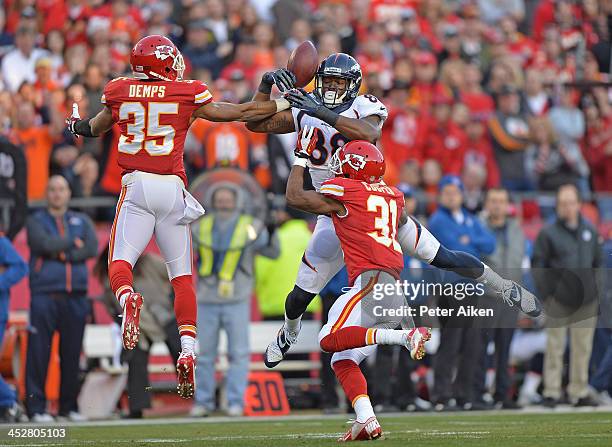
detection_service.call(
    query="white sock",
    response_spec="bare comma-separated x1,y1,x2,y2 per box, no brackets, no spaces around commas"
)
373,329,407,345
117,288,133,309
353,396,375,423
284,314,302,333
521,372,541,396
181,335,195,355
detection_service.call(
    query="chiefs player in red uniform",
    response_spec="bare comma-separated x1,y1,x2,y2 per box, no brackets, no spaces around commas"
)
287,128,431,441
66,35,292,398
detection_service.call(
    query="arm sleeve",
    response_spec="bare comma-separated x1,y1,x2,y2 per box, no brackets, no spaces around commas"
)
0,237,28,290
26,216,72,256
65,216,99,263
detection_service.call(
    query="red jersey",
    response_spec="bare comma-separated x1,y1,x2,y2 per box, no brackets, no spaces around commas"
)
321,178,404,285
422,118,467,175
101,77,213,185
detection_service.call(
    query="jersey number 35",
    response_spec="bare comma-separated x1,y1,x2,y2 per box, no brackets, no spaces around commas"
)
118,102,179,156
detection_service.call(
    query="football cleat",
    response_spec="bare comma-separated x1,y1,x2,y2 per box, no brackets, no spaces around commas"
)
500,280,542,317
339,417,383,442
405,327,431,360
176,351,196,399
264,323,300,368
121,292,144,350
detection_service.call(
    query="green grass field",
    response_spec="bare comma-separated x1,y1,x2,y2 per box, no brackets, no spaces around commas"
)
2,411,612,446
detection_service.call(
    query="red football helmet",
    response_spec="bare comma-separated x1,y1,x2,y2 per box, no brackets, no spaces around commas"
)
130,35,185,81
329,140,385,183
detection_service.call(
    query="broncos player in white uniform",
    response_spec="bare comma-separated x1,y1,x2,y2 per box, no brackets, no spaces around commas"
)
248,54,541,368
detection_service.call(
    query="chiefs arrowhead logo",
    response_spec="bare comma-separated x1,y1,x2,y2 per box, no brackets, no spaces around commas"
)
154,45,175,61
346,153,366,171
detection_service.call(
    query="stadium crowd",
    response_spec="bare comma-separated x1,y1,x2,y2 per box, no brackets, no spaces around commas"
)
0,0,610,421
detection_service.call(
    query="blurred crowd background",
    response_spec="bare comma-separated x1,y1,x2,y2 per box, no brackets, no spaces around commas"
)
0,0,610,422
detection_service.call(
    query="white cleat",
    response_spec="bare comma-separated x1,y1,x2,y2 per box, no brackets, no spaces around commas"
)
405,327,431,360
176,351,196,399
339,417,383,442
264,323,300,368
500,280,542,317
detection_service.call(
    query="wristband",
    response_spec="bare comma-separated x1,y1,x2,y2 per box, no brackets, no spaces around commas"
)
275,98,290,112
314,106,339,126
74,119,94,137
293,157,308,167
258,81,272,94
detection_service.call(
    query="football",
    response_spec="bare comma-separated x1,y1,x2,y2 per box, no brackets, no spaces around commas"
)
287,41,319,88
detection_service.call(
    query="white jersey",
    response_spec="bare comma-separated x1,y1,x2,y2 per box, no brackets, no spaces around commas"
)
291,94,388,191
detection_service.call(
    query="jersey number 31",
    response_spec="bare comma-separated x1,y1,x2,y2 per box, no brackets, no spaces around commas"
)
367,195,401,252
118,102,178,156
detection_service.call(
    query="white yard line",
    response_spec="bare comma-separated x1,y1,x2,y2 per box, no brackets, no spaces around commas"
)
4,405,611,429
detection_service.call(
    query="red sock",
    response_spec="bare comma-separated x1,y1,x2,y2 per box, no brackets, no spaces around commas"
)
171,274,197,338
332,359,368,404
320,326,369,352
108,260,133,300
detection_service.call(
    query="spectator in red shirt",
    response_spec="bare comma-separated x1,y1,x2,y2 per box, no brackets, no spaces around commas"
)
523,68,551,116
423,93,467,175
530,27,572,84
220,37,263,90
439,58,466,99
499,15,538,67
356,25,392,90
582,96,612,192
381,81,426,170
460,63,495,116
533,0,556,42
422,158,442,214
407,51,448,113
463,114,500,189
33,57,59,96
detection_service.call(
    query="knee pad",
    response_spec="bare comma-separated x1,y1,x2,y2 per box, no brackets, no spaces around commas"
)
398,217,440,263
285,285,316,320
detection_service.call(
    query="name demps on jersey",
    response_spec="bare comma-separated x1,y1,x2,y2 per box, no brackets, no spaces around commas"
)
291,94,388,191
101,77,213,185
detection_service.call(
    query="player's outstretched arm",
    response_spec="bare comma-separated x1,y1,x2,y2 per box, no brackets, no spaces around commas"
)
245,110,296,133
66,104,115,137
246,69,297,134
286,163,344,216
251,68,296,102
286,89,382,142
192,98,291,123
285,126,345,215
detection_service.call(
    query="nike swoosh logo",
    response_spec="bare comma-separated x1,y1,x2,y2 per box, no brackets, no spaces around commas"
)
278,332,287,349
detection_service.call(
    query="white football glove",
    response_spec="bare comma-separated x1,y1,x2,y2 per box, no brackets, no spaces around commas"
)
294,125,318,161
66,102,81,137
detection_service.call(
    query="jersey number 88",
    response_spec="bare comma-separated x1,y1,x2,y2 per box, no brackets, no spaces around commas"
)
309,128,349,167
